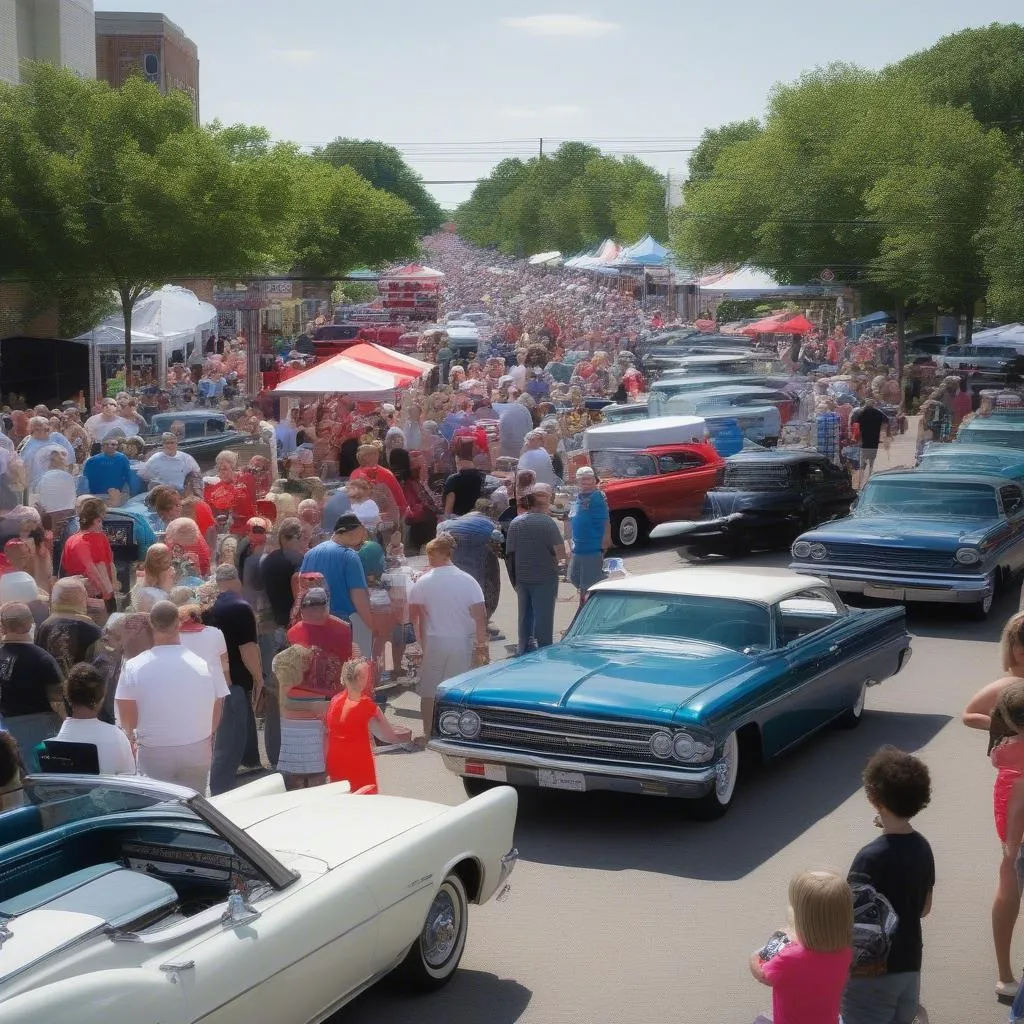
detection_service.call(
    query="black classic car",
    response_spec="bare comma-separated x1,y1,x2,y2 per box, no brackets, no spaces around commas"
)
143,411,256,466
649,448,856,556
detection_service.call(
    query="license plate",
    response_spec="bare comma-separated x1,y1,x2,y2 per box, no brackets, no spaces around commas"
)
537,769,586,792
864,585,905,600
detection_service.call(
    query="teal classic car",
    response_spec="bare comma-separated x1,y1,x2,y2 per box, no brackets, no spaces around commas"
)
917,444,1024,481
955,412,1024,450
428,569,910,818
790,470,1024,619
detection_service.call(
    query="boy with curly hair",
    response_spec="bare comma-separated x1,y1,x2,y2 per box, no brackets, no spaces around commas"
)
842,746,934,1024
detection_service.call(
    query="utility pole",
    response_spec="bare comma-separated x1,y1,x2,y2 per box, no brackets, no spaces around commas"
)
539,137,544,158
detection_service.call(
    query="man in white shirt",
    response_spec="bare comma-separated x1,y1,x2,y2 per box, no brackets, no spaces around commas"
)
408,535,488,731
116,601,228,793
34,447,78,512
18,416,77,490
517,429,558,486
84,398,140,443
139,433,202,491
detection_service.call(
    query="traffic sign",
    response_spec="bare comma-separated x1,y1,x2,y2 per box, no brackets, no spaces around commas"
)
820,268,835,282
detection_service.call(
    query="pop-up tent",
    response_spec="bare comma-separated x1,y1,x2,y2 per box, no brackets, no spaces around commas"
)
741,313,793,335
340,342,432,378
615,235,670,267
272,354,410,397
698,267,825,298
528,251,563,266
779,314,815,334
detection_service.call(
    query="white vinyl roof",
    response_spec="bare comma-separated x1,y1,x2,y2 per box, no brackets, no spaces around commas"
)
591,568,827,605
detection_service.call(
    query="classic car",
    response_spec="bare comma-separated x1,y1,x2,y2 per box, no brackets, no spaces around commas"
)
650,449,856,556
0,774,518,1023
654,401,784,449
657,384,799,425
650,352,760,376
584,418,725,547
428,569,910,818
790,470,1024,619
599,402,649,425
955,412,1024,450
936,344,1024,374
144,411,255,466
917,444,1024,481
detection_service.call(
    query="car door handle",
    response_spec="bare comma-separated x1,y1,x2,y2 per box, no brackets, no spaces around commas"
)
828,644,840,654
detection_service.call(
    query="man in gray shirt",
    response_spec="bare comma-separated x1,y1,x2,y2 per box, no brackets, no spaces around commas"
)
505,487,567,654
495,395,535,460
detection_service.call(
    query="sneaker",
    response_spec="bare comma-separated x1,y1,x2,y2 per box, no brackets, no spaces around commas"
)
996,979,1019,1001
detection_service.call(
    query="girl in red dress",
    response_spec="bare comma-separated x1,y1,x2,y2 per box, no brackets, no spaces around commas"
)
324,659,411,793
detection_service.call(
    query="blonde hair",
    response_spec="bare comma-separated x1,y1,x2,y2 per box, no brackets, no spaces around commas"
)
1002,612,1024,673
341,657,370,690
425,534,457,560
788,870,853,953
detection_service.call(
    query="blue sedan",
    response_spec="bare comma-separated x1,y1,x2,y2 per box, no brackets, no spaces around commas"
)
791,470,1024,619
428,569,910,818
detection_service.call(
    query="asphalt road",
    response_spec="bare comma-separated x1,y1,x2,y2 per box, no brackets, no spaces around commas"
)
338,540,1016,1024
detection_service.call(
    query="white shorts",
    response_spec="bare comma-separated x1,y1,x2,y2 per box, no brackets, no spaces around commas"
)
419,635,474,699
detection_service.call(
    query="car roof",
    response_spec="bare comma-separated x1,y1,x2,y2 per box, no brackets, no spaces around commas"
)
592,568,827,605
153,410,225,422
726,447,825,465
921,448,1024,467
960,418,1024,430
866,470,1010,487
685,385,783,397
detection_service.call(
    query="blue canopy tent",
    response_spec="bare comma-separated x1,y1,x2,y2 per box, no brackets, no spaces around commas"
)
615,234,670,267
848,310,893,339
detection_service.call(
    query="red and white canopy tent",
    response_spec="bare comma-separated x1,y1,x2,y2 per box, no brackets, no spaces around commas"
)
382,263,445,281
273,355,412,398
740,313,793,336
341,342,433,378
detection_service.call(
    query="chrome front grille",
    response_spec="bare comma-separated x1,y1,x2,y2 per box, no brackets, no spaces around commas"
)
474,708,663,764
824,543,955,572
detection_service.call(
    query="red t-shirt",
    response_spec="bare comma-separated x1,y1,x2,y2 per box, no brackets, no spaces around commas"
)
351,465,408,517
324,691,378,791
761,941,851,1024
61,530,114,579
188,499,217,539
287,617,354,662
204,480,256,535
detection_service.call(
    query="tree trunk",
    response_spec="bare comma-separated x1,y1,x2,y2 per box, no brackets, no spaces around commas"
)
120,286,134,389
963,297,974,344
894,297,905,380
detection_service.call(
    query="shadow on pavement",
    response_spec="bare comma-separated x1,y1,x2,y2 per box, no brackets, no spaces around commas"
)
337,970,531,1024
512,708,950,881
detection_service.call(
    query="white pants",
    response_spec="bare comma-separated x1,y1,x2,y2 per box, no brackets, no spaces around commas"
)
351,613,372,662
137,738,211,794
419,635,474,699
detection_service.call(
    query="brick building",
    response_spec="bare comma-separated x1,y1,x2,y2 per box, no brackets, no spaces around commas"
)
0,0,97,85
94,10,198,120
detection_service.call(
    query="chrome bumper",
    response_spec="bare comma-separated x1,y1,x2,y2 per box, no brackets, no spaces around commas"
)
790,562,992,605
428,739,716,798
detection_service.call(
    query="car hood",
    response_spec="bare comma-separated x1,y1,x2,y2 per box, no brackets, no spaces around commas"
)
439,638,750,724
212,782,447,869
799,514,1002,548
703,489,799,517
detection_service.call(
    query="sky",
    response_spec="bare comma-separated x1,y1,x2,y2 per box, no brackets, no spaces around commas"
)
96,0,1024,208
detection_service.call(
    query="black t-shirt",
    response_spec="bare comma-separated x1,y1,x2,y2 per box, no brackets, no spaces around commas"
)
0,641,63,717
851,406,889,449
261,548,301,627
203,593,258,690
849,831,934,974
443,469,485,516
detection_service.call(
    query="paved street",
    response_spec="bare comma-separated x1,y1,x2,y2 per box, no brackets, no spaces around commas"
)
337,528,1019,1024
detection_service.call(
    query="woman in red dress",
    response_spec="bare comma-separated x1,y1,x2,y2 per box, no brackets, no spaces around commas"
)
203,450,256,535
324,659,411,793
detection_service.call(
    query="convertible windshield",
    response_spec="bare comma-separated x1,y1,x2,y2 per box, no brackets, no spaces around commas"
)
857,480,998,518
566,591,771,652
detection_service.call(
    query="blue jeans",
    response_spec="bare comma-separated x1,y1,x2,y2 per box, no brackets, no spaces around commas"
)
842,972,920,1024
210,686,258,796
516,581,559,655
259,631,283,769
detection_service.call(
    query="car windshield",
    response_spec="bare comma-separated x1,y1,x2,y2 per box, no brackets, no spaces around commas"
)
959,426,1024,449
721,463,793,491
857,479,998,518
590,451,657,479
4,776,296,890
566,591,771,652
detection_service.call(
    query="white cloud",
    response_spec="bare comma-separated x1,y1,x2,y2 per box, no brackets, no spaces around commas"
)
501,14,619,37
500,104,586,119
269,49,322,67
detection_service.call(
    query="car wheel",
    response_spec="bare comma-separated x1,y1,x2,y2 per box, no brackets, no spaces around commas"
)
837,681,867,729
967,587,995,621
398,873,469,991
462,777,499,798
612,511,648,548
686,732,739,821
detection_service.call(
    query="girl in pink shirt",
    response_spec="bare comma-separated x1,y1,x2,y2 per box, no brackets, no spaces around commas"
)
750,870,853,1024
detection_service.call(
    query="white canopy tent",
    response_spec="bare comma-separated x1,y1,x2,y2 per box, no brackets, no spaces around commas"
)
272,355,401,398
528,251,563,266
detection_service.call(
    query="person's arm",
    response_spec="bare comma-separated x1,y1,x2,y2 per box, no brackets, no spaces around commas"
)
240,641,263,704
371,706,413,744
185,453,202,478
43,658,67,721
409,601,424,649
748,952,770,986
963,679,1007,730
136,455,155,482
351,586,373,627
211,696,224,735
444,491,456,515
921,889,933,918
387,472,410,518
117,698,138,737
470,601,488,646
70,539,113,600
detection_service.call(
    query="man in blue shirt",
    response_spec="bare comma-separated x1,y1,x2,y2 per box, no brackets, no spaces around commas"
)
566,466,611,603
82,436,133,499
300,513,375,659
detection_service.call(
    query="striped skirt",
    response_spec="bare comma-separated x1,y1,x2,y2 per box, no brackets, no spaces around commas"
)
277,717,326,775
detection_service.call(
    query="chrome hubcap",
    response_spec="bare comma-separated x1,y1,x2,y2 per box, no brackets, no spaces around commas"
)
852,684,866,717
422,887,460,968
619,517,638,545
715,733,738,803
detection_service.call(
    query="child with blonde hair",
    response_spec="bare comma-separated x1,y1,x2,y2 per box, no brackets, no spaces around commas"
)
750,869,853,1024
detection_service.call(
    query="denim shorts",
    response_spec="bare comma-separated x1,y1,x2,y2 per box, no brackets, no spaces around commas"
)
841,972,920,1024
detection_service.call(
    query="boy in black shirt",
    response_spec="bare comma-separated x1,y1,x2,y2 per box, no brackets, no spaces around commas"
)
843,746,934,1024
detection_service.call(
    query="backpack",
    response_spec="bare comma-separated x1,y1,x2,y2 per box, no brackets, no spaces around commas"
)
849,877,899,975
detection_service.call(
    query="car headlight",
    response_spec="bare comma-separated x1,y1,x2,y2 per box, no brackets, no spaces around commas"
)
672,732,715,764
438,710,461,737
792,540,812,558
955,547,981,565
649,730,673,759
458,710,482,739
808,543,827,560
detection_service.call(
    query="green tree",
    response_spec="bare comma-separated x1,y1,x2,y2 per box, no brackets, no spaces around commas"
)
686,119,762,185
315,138,444,234
983,165,1024,320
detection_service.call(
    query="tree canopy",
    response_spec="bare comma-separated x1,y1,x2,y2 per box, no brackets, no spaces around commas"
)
455,143,668,256
315,138,445,234
0,67,418,381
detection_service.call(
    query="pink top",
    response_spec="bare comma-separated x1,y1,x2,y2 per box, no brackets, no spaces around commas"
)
761,940,851,1024
992,738,1024,842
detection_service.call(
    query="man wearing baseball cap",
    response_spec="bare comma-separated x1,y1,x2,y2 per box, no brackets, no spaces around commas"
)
139,432,201,491
300,513,376,662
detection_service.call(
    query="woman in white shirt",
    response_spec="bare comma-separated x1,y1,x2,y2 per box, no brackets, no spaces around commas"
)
54,663,136,775
176,605,229,688
35,447,78,513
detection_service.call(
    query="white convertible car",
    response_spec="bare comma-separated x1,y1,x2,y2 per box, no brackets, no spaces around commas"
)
0,774,518,1023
